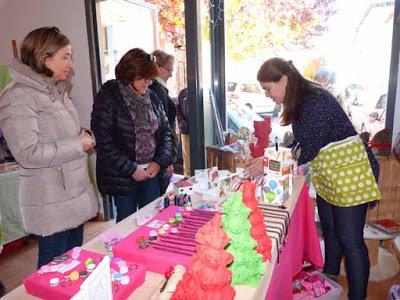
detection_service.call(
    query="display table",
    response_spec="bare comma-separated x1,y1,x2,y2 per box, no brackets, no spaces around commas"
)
3,176,323,300
0,167,27,245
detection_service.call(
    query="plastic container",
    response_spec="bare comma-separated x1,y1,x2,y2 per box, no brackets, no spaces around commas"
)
293,271,342,300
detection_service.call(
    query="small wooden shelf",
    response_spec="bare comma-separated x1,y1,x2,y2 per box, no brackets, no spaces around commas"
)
367,155,400,223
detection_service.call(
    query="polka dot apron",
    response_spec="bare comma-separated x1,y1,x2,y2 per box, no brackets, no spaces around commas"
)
309,135,381,207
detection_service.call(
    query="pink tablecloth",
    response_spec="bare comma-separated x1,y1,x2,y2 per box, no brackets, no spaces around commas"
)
266,183,323,300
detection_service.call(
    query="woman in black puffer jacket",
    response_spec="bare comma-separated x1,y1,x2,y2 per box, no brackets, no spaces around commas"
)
91,48,173,222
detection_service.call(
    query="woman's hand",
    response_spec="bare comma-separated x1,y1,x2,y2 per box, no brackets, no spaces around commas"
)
244,157,264,178
146,162,160,178
80,131,95,153
132,167,149,182
166,164,174,176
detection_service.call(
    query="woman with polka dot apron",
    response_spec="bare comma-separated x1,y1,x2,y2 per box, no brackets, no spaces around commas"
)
246,58,380,300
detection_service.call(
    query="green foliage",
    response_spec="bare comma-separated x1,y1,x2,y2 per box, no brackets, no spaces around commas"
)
146,0,336,59
225,0,336,61
145,0,185,48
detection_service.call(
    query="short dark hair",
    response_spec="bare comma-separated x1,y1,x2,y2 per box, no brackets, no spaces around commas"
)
257,57,322,125
20,27,70,77
115,48,159,85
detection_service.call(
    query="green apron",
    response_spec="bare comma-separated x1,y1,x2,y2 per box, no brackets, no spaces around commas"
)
309,135,380,207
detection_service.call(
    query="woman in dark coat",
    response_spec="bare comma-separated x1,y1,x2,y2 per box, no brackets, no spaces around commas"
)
91,48,173,222
149,49,177,194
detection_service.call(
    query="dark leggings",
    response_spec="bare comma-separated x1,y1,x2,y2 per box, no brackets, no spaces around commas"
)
317,196,369,300
37,224,84,268
113,176,160,223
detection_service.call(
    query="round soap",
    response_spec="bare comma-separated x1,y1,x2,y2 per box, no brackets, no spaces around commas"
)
120,275,130,285
70,271,79,281
120,265,128,274
87,263,96,272
112,257,122,264
79,270,89,279
49,278,59,286
138,240,149,249
149,230,158,241
170,227,178,234
116,261,126,268
158,228,165,235
136,236,145,243
113,272,122,281
162,223,170,230
85,258,94,266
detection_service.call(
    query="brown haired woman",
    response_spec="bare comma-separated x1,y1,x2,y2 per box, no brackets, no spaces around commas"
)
246,57,380,300
91,48,173,223
149,49,177,193
0,27,98,268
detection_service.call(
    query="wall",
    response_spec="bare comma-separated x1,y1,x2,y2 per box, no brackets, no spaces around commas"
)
0,0,94,128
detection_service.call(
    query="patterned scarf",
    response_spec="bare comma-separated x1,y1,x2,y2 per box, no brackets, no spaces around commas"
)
118,81,159,164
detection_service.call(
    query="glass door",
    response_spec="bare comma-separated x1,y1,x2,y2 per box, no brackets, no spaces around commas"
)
224,0,396,140
95,0,158,83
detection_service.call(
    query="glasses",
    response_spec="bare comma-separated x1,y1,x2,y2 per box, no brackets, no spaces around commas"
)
135,77,154,84
160,65,173,73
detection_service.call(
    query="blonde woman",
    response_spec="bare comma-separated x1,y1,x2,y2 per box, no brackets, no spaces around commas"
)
0,27,98,268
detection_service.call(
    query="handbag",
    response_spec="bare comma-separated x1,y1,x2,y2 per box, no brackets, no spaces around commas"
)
309,135,381,207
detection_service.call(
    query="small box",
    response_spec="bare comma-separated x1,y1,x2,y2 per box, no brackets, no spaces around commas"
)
262,173,290,205
23,249,146,300
264,147,293,176
173,180,194,195
293,271,342,300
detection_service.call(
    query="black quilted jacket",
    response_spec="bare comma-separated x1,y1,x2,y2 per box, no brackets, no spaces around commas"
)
91,80,173,195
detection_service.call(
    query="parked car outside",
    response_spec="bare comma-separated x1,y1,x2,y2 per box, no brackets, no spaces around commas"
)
348,93,386,137
227,81,276,116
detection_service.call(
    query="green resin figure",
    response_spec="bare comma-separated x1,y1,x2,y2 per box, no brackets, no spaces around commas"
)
222,191,265,286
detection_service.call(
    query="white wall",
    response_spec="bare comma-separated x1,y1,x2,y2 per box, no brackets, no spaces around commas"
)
0,0,94,128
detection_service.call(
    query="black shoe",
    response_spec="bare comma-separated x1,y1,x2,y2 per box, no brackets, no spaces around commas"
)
0,280,5,297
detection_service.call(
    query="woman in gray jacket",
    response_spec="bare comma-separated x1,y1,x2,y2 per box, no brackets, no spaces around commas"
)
0,27,98,268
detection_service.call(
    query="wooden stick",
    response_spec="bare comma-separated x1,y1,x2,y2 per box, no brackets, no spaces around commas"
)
12,40,18,58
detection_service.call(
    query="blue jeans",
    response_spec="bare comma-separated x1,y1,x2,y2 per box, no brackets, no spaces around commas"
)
113,176,160,223
317,196,369,300
37,224,84,268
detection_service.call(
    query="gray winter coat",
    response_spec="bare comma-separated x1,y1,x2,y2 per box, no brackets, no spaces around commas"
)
0,60,98,236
